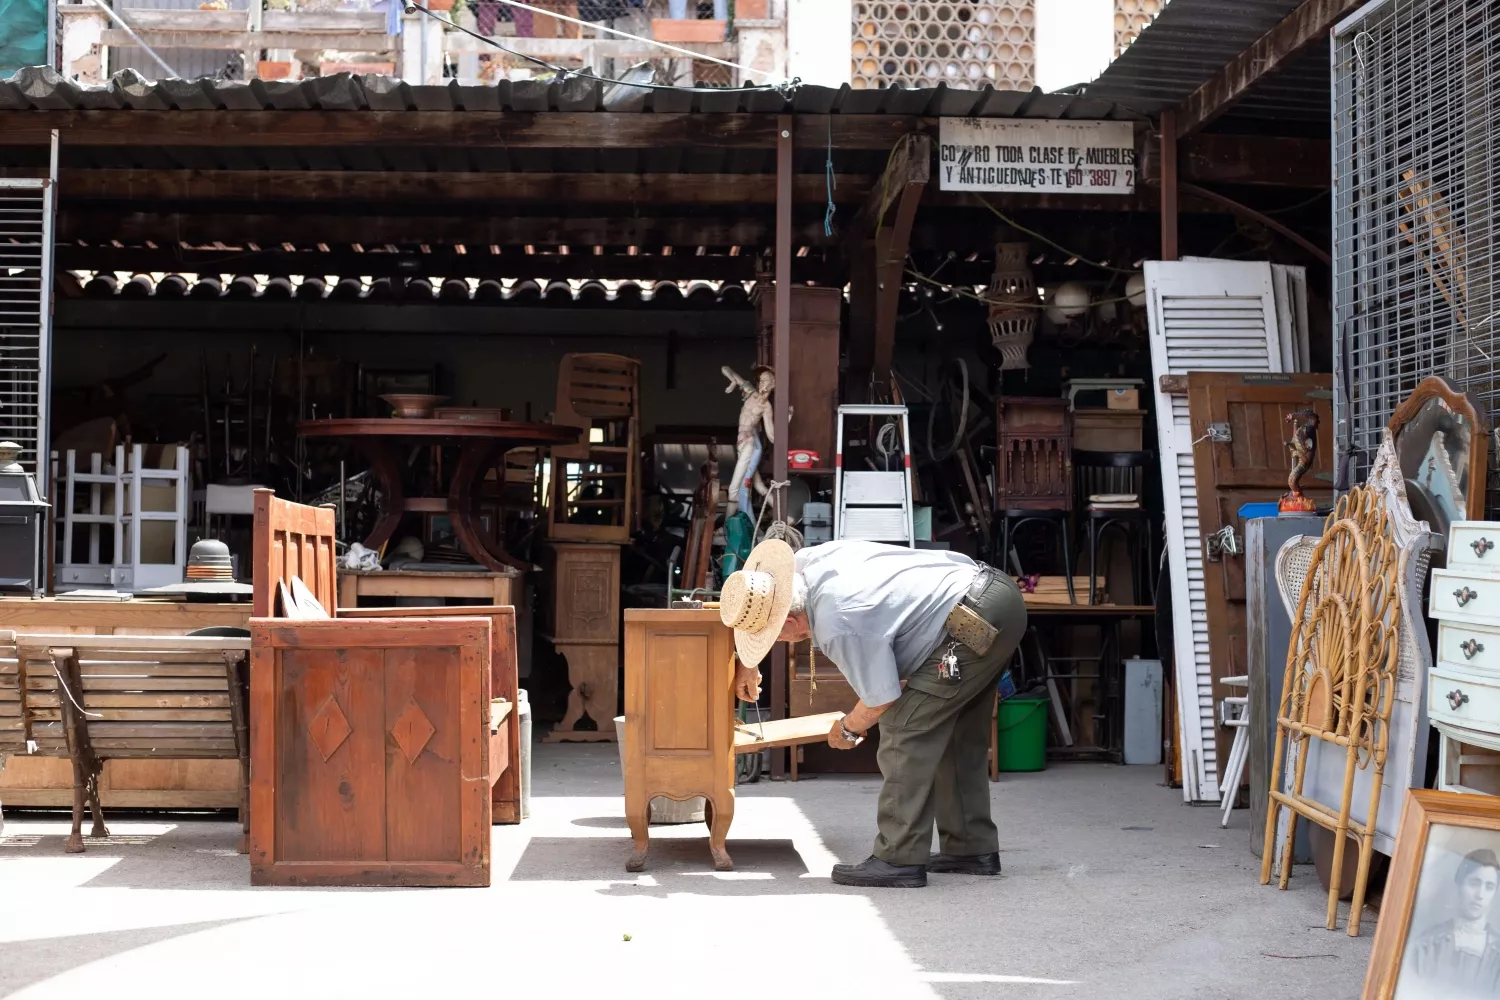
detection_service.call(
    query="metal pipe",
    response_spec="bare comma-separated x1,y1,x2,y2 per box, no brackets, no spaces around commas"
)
87,0,179,78
769,114,793,780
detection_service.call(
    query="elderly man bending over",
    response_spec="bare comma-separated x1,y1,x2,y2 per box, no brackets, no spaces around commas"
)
720,538,1027,888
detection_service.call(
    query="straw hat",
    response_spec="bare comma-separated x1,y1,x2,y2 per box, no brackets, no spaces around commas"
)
719,538,797,667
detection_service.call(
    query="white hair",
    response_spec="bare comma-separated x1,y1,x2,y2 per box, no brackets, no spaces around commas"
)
788,572,808,616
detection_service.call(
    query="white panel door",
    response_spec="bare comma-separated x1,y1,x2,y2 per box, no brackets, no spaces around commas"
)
1146,259,1285,803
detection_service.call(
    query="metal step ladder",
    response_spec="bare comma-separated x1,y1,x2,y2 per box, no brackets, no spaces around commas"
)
833,404,914,546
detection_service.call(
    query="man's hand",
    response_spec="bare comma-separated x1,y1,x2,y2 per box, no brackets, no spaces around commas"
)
734,664,762,703
827,715,860,750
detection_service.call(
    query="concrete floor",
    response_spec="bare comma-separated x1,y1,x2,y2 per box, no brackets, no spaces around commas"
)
0,744,1371,999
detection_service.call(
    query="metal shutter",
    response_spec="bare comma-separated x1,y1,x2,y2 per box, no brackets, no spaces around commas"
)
0,159,55,483
1146,259,1287,803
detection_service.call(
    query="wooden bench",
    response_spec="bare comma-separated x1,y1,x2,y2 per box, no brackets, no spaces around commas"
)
1,630,250,853
253,489,521,822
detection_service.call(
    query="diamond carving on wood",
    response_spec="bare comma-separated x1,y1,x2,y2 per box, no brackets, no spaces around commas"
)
391,699,435,764
308,696,351,762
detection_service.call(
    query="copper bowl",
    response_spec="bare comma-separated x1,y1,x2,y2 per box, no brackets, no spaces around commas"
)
379,393,448,418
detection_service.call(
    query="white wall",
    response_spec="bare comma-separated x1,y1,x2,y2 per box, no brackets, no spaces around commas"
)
1035,0,1115,92
786,0,852,88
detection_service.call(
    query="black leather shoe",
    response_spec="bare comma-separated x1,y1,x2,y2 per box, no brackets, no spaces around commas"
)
830,855,927,888
927,852,1002,875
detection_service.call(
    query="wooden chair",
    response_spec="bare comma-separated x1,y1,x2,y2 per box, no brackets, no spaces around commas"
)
251,489,521,823
5,630,249,854
545,353,641,544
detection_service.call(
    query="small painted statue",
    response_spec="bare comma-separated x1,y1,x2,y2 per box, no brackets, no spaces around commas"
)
722,364,776,516
1279,408,1320,513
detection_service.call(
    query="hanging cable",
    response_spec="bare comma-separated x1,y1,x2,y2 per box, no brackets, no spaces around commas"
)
975,196,1139,274
824,116,838,238
904,265,1134,311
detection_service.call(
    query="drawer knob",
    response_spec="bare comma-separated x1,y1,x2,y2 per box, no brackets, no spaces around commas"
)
1474,537,1495,558
1461,638,1485,660
1455,586,1480,607
1448,689,1470,711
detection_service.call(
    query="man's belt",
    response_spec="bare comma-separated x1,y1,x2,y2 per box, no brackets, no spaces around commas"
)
942,563,1000,656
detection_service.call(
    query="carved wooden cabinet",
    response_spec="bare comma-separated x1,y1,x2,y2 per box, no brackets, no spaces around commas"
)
249,617,493,886
540,541,621,741
623,609,842,872
755,285,841,460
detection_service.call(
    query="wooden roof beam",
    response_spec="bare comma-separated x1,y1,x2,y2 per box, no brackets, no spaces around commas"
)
55,245,843,283
38,169,882,206
1173,0,1361,138
0,112,923,150
1138,133,1330,188
848,134,932,395
55,210,833,248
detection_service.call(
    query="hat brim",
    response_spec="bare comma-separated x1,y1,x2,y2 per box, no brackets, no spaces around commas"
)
730,538,797,668
141,580,253,596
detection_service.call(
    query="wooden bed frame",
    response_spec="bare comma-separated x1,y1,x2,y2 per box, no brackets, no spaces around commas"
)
252,489,521,823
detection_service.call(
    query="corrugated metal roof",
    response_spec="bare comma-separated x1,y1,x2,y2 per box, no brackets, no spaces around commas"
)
1084,0,1330,126
0,65,1143,119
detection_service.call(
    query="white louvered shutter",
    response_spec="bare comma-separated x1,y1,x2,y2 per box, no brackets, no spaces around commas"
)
1146,260,1286,803
0,174,56,481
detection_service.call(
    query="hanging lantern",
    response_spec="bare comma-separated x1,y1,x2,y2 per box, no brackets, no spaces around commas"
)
986,242,1036,370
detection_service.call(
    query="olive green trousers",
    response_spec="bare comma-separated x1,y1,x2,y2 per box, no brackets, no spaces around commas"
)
873,571,1028,866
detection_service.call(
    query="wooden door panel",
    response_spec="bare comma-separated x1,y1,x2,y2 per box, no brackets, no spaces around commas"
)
383,645,463,863
1188,373,1333,793
251,618,492,886
275,646,388,863
645,631,712,752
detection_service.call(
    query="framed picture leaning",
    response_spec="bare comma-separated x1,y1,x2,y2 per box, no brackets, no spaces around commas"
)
1364,789,1500,999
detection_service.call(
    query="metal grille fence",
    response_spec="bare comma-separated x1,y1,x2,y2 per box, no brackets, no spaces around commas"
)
1332,0,1500,507
0,174,54,482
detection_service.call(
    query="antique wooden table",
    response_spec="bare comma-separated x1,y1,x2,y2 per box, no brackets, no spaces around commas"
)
298,418,578,572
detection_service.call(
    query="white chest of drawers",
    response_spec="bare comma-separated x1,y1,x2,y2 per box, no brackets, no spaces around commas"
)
1428,521,1500,794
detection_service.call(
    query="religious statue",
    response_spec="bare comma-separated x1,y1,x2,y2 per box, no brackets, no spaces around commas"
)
722,364,777,516
1279,408,1320,514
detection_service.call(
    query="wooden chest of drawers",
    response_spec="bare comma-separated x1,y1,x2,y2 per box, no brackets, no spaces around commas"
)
1428,521,1500,794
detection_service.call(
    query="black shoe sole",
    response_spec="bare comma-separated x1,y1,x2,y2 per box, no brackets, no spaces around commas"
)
830,872,928,888
927,864,1001,875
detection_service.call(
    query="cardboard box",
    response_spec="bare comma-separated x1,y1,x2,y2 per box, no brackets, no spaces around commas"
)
1107,388,1140,410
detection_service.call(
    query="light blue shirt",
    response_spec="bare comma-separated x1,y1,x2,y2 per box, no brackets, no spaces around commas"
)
795,541,977,706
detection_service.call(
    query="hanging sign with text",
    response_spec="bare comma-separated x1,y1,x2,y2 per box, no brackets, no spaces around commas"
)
937,119,1137,195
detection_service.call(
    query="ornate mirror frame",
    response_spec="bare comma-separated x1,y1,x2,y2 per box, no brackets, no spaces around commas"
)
1385,375,1488,523
1268,377,1488,864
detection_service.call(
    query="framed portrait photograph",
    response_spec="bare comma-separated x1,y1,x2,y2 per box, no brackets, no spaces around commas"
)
1364,790,1500,1000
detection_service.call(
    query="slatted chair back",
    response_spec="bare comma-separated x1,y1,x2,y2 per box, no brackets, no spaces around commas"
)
252,488,337,617
0,630,24,756
17,634,249,758
552,353,640,461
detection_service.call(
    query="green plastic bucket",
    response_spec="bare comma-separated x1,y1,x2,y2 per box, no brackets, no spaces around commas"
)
995,697,1048,773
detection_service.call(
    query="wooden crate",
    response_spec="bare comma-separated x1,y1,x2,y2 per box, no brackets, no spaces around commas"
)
1073,408,1145,452
249,617,493,887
